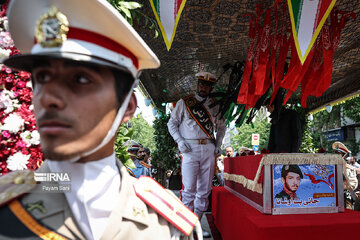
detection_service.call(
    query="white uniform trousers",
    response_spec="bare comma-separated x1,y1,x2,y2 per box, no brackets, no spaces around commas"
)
180,142,215,215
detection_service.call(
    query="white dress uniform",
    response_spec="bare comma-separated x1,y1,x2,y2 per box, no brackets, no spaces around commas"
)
167,93,226,216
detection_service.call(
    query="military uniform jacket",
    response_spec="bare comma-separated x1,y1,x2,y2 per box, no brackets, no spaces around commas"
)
274,190,291,201
0,160,178,240
167,93,226,148
126,159,150,178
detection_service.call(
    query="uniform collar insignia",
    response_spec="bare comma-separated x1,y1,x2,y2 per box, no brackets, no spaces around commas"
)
25,200,46,214
122,195,150,227
35,6,69,48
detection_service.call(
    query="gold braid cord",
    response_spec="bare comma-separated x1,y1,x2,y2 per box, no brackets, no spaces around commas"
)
223,172,263,194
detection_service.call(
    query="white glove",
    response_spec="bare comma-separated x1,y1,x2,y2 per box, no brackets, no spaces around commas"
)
178,140,191,153
214,146,222,157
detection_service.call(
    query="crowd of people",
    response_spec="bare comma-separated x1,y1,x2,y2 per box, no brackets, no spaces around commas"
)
333,142,360,210
124,141,153,178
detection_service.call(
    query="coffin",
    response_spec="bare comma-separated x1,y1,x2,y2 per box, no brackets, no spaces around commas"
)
223,153,345,214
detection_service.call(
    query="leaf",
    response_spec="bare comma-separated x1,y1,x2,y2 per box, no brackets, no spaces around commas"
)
119,5,132,18
149,22,154,30
128,16,133,25
136,16,141,25
123,157,136,169
143,17,149,28
119,1,143,10
154,30,159,39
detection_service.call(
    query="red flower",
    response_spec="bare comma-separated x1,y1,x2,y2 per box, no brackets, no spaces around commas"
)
18,71,31,80
1,130,11,138
17,88,33,103
17,103,36,124
0,2,42,173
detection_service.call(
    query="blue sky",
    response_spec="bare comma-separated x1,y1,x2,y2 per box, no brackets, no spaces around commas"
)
134,88,155,125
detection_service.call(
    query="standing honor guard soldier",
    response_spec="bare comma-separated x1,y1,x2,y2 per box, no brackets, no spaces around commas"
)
167,72,226,237
0,0,201,239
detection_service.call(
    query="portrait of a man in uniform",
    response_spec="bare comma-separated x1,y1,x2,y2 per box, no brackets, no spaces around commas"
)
275,165,303,201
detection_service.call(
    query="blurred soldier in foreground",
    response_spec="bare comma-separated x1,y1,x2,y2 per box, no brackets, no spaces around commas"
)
0,0,200,239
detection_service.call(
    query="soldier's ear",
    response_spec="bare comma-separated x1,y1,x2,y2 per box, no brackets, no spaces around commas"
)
281,177,285,185
122,92,137,123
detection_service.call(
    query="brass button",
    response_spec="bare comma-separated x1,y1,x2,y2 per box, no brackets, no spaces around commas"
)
14,176,25,184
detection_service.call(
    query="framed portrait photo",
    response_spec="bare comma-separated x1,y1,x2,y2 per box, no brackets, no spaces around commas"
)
272,164,340,214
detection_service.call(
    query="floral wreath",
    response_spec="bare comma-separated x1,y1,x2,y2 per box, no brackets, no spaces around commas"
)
0,1,43,175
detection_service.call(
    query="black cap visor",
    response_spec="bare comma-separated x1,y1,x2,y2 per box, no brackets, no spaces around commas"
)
3,52,133,77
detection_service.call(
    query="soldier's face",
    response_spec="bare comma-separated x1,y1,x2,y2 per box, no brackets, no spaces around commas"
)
32,59,126,161
282,172,301,192
137,148,147,160
225,147,234,157
197,81,212,98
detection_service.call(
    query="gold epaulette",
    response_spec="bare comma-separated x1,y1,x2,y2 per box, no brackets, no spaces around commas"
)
0,170,37,207
134,176,198,236
139,161,150,168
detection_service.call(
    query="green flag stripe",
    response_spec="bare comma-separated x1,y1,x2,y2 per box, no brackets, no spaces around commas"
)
291,0,304,32
153,0,160,17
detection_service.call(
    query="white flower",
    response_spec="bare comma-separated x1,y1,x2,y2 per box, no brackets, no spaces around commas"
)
0,17,9,31
0,31,14,48
30,130,40,145
20,130,41,146
0,89,20,114
6,152,30,171
4,106,15,114
0,47,11,59
20,130,32,146
0,90,11,108
1,113,25,133
26,81,33,89
3,18,8,32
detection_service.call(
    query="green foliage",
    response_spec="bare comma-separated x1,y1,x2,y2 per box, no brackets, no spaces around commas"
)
345,138,360,156
114,123,136,169
314,105,341,130
299,120,315,153
231,116,270,153
341,96,360,123
292,107,315,153
307,96,360,155
151,112,178,186
107,0,160,38
128,113,156,151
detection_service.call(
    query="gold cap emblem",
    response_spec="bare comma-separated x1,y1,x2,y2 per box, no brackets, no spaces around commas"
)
35,6,69,48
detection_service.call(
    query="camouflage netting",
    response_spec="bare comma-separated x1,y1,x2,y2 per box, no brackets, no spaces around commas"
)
134,0,360,112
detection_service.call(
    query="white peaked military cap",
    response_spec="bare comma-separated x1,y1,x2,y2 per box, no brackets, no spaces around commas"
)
195,71,216,84
3,0,160,78
124,140,141,151
332,141,351,155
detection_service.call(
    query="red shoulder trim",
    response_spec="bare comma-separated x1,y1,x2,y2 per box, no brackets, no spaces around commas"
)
139,161,150,168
